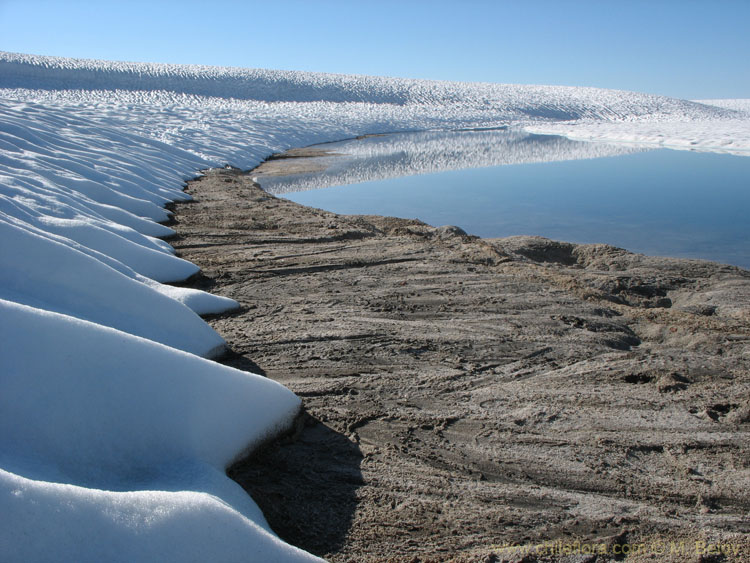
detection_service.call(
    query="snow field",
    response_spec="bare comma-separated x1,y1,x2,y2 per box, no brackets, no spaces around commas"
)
1,52,749,561
525,117,750,155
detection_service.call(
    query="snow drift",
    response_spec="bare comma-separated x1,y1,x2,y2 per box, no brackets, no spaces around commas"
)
0,299,318,563
1,51,749,561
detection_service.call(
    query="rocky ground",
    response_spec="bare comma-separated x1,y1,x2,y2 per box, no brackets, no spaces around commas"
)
170,162,750,562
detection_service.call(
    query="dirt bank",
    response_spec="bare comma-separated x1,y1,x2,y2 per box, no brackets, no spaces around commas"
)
170,165,750,562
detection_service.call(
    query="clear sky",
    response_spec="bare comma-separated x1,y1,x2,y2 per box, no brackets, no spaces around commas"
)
1,0,748,99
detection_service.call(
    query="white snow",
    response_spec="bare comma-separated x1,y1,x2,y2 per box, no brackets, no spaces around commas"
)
523,99,750,155
524,117,750,155
697,99,750,114
0,299,318,563
0,51,749,561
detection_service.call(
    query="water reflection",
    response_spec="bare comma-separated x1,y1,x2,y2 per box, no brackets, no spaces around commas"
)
254,129,750,269
255,128,643,194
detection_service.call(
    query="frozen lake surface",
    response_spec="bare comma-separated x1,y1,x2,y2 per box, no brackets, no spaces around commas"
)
261,131,750,269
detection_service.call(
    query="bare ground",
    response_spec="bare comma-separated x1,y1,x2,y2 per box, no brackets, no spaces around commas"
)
170,165,750,562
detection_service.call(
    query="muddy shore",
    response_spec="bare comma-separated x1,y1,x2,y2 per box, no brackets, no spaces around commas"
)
170,162,750,562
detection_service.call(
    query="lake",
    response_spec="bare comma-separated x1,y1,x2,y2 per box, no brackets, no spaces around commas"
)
255,129,750,269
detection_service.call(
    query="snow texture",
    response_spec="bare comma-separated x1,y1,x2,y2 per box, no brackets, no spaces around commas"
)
0,51,749,561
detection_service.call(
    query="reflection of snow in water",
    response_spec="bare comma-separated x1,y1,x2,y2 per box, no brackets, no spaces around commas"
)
272,144,750,269
256,129,644,195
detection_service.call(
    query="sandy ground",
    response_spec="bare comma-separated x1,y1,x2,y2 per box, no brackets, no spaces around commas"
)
170,163,750,562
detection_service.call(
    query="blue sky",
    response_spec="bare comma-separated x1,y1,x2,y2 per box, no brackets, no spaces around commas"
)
1,0,748,99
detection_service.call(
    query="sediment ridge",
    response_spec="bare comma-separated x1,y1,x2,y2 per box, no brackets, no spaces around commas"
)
171,165,750,562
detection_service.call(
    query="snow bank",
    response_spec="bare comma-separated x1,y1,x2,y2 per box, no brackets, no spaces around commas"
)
1,470,321,563
0,299,300,488
0,217,227,357
1,51,749,561
0,300,319,562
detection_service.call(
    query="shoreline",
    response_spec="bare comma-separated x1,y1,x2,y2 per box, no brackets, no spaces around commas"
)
250,131,750,271
171,165,750,561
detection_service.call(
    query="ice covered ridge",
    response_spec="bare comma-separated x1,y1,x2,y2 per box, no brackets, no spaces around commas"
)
1,52,749,562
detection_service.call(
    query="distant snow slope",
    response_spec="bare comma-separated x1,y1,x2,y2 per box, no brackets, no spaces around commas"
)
525,117,750,154
1,52,749,562
697,99,750,114
0,51,737,120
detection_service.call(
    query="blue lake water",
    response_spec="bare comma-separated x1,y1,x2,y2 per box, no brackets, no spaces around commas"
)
260,131,750,269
